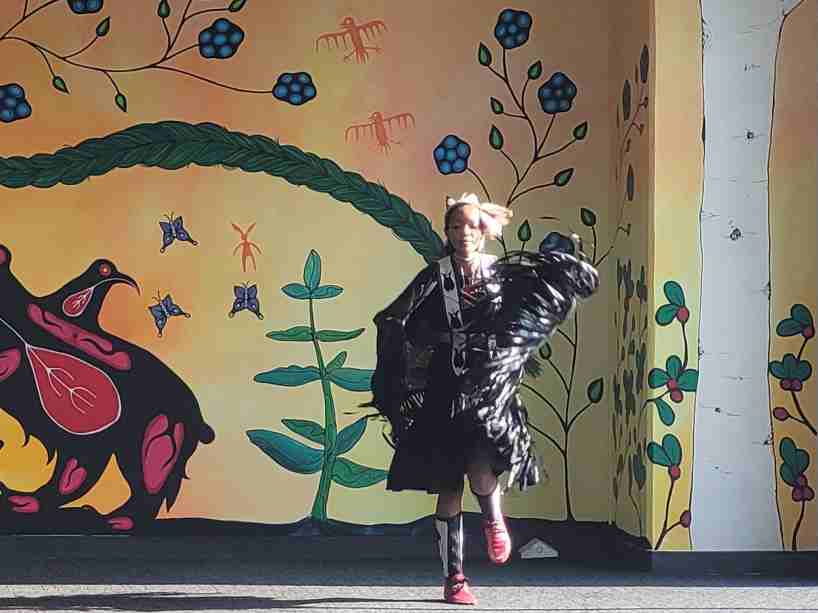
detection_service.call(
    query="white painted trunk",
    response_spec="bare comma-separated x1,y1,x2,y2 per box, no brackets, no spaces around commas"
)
691,0,801,551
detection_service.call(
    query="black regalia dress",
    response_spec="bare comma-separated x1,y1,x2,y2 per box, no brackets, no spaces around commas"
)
369,247,599,494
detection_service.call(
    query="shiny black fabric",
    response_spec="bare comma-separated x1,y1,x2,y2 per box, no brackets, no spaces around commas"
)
369,248,599,493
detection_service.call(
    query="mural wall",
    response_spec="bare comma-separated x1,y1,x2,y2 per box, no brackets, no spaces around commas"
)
0,0,618,538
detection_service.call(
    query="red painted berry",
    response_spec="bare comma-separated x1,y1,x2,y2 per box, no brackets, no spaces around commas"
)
668,465,681,480
797,475,808,487
781,379,792,391
793,487,804,502
676,306,690,323
792,380,803,392
803,326,814,339
805,486,815,502
667,378,679,390
680,510,691,528
773,406,790,421
670,389,684,403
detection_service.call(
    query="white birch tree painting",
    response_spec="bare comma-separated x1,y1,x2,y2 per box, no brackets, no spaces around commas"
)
690,0,803,551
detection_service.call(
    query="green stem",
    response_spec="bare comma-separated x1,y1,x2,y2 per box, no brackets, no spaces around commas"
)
308,296,336,522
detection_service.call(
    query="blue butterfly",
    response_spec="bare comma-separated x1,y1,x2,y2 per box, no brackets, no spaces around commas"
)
148,293,191,337
159,213,198,253
228,283,263,319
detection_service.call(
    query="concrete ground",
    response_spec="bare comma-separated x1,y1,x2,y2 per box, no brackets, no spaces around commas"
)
0,558,816,613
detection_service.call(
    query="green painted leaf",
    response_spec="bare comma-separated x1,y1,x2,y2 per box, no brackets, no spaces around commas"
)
115,92,127,113
626,165,635,200
539,343,551,360
655,304,679,326
52,76,69,94
648,368,668,389
489,125,504,150
792,304,813,329
677,369,698,392
632,454,646,489
793,449,810,476
254,365,321,387
332,457,388,488
780,437,797,466
580,208,596,227
228,0,247,11
478,42,492,66
554,168,574,187
587,377,604,403
663,433,682,466
777,319,803,337
303,249,322,290
769,360,786,379
517,220,532,242
247,429,323,474
281,419,325,445
281,283,311,299
527,60,543,79
312,285,343,300
780,462,798,486
96,16,110,36
336,417,367,455
328,367,373,392
325,351,347,371
315,328,364,342
266,325,313,342
663,281,685,307
157,0,171,17
666,355,682,380
654,397,675,426
794,359,812,382
647,441,671,467
490,97,503,114
573,121,588,141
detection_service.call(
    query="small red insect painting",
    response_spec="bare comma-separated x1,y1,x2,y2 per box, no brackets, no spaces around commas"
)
315,17,387,64
345,112,416,155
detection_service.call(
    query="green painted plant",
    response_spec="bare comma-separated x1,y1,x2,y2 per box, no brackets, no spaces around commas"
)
248,249,386,522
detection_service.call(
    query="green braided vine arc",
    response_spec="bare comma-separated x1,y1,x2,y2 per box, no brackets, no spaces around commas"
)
0,121,445,263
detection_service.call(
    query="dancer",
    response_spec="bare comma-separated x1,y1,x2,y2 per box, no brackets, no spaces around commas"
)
368,193,599,605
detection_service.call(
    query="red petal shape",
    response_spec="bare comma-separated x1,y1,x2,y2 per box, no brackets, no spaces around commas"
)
26,345,121,435
0,348,21,382
62,287,94,317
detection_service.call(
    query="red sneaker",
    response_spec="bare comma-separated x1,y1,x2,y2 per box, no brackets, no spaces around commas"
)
483,518,512,564
444,574,477,606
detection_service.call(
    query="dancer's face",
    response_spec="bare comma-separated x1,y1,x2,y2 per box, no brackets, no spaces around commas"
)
446,205,484,260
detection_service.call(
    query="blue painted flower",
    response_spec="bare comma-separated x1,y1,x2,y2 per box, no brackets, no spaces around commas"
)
539,231,575,255
538,72,577,114
199,18,245,59
494,8,532,50
67,0,103,13
433,135,471,175
273,72,317,106
0,83,32,124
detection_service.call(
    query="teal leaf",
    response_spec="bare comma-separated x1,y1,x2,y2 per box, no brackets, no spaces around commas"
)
281,419,325,445
52,76,69,94
96,16,110,36
315,328,364,342
312,285,343,300
336,417,367,455
780,462,798,486
328,367,373,392
325,351,347,371
769,360,786,379
254,365,321,387
247,429,323,474
677,369,698,392
157,0,171,18
780,437,797,466
490,97,504,114
539,343,552,360
266,326,313,342
114,92,127,113
663,281,685,307
654,397,675,426
517,220,532,242
580,207,596,227
792,304,813,329
632,454,646,489
587,377,604,403
303,249,322,290
527,60,543,79
573,121,588,141
777,319,803,337
554,168,574,187
648,368,668,389
663,433,682,466
794,359,812,382
647,441,671,467
655,304,679,326
478,42,492,66
228,0,247,11
489,125,504,150
666,355,683,380
282,283,312,299
332,457,387,488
